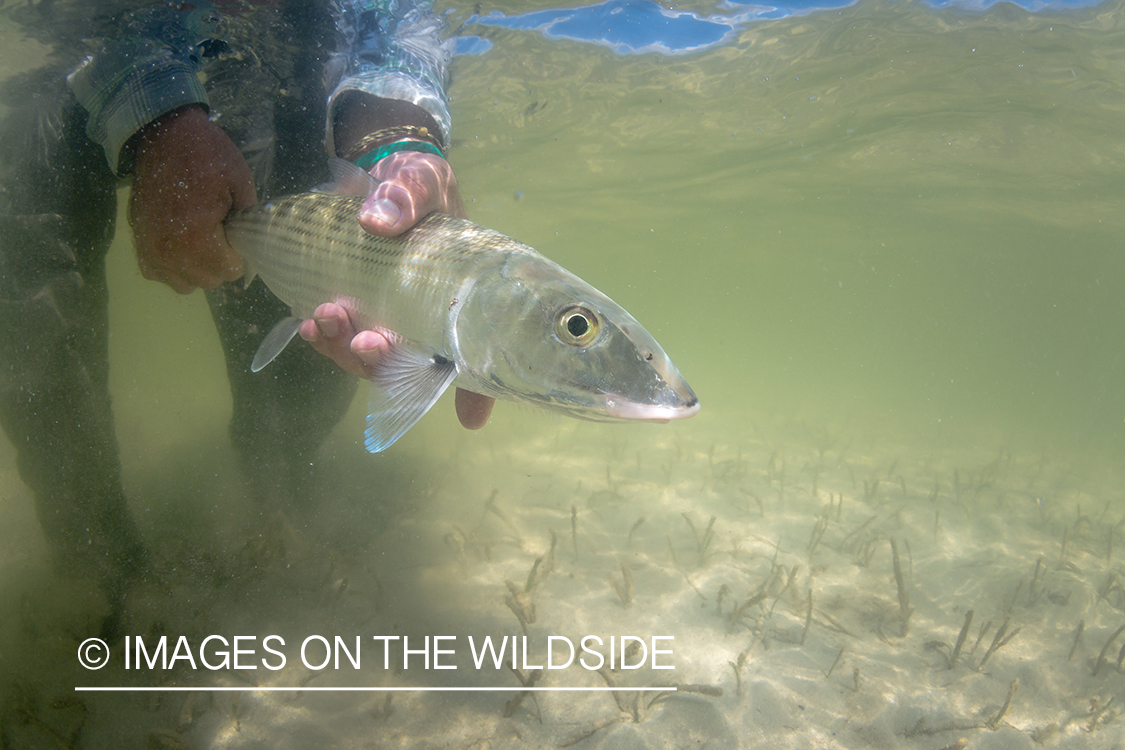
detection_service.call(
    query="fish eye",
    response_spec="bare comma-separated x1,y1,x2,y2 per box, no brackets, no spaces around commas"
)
555,304,600,347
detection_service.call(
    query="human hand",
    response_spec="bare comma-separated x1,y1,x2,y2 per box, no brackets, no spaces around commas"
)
130,104,256,294
299,151,494,430
354,149,466,234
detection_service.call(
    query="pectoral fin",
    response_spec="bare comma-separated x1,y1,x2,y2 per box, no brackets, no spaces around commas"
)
364,341,458,453
251,316,302,372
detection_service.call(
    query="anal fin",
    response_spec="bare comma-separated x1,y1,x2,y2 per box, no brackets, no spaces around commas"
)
316,157,380,196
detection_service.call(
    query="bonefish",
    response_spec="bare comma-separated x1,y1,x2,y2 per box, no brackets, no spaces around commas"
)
225,159,699,452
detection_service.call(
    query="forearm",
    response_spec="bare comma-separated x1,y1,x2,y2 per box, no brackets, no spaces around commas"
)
326,0,454,157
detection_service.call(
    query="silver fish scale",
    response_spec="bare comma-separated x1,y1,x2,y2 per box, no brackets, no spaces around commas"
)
225,190,700,444
226,193,533,345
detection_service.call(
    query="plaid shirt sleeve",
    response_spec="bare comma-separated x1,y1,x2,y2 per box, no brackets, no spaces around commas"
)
66,6,216,175
68,49,209,176
327,0,455,153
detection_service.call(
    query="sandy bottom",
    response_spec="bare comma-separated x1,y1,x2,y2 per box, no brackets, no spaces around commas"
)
2,403,1123,750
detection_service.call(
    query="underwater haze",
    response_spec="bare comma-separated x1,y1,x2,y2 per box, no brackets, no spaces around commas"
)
2,0,1125,747
449,0,1125,455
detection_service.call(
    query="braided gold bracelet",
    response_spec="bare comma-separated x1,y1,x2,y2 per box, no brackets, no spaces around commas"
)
341,125,445,163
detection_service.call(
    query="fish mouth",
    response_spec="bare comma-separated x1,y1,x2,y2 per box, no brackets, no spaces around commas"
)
604,396,701,423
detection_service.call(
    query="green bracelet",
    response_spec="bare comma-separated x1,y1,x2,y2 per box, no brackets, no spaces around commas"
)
353,140,446,171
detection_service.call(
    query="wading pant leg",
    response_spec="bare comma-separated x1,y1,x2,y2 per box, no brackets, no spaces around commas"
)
0,80,145,597
202,83,356,509
205,281,357,508
202,2,356,510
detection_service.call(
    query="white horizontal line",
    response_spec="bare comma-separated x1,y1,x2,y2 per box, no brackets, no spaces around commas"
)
75,686,676,693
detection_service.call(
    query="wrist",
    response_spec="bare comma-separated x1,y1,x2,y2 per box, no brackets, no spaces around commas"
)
333,92,445,158
346,127,446,171
134,104,211,164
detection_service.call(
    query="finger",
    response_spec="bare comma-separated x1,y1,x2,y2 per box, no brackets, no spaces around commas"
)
135,250,190,293
298,318,321,343
299,303,391,379
350,329,391,369
311,302,352,340
218,255,245,282
359,183,417,236
229,165,258,211
358,196,403,235
359,151,461,236
213,230,247,282
183,239,244,288
455,389,494,430
299,303,355,360
160,268,198,295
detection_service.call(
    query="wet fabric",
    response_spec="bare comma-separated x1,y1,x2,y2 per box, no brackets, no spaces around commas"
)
61,0,454,174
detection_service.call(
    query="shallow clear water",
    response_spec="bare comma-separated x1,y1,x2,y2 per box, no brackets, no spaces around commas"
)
450,0,1125,454
2,1,1125,747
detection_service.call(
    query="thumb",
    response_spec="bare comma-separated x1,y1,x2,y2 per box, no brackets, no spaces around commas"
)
358,195,406,236
230,166,257,211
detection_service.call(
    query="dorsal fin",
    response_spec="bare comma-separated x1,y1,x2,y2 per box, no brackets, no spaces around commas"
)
315,157,380,197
